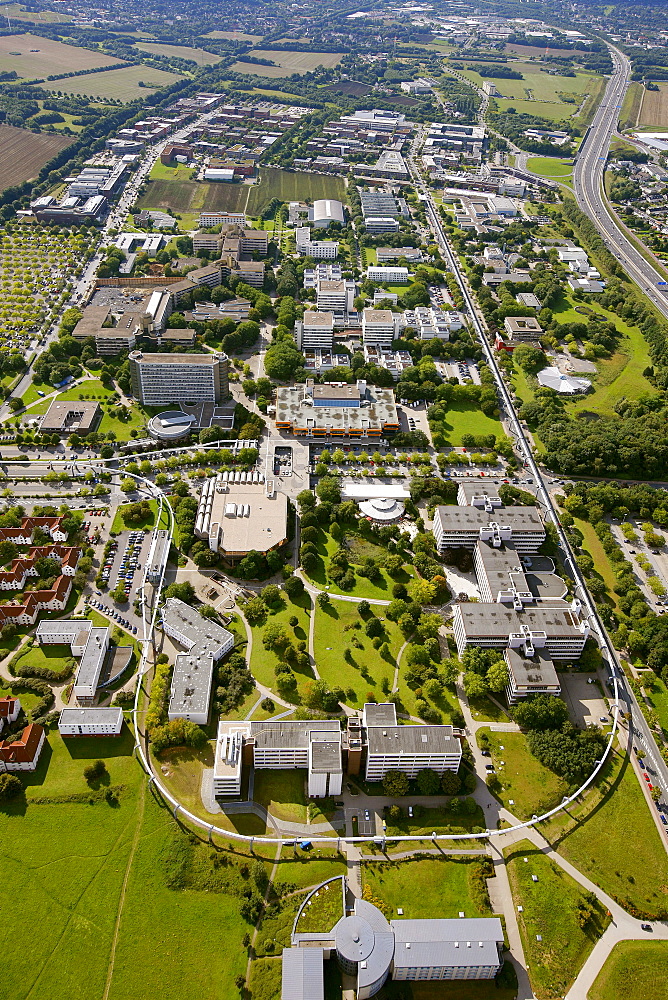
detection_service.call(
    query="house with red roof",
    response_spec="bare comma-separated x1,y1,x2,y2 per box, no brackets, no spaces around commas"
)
0,723,45,772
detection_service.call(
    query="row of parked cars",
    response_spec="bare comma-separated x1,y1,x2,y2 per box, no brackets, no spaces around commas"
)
116,532,144,598
85,596,137,634
99,538,118,586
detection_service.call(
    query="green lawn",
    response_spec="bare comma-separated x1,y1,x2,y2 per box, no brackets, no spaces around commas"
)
110,500,158,533
506,839,610,1000
304,525,415,600
273,848,347,891
254,891,304,958
384,802,486,838
248,958,282,1000
429,401,505,447
313,601,403,709
588,941,668,1000
495,98,579,120
247,166,346,217
364,856,491,919
253,769,308,823
527,156,574,182
476,728,569,821
641,672,668,736
540,749,668,918
248,590,314,699
468,695,512,724
572,517,621,613
10,637,76,677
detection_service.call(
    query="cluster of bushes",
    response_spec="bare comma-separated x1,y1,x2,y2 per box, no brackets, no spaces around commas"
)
151,718,209,754
145,658,172,733
6,677,54,722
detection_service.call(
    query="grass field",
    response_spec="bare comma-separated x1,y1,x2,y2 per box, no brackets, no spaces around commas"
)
506,839,610,999
44,64,183,100
588,940,668,1000
205,30,263,41
641,672,668,735
253,769,308,823
0,31,120,78
110,499,158,533
638,82,668,127
248,958,282,999
364,856,491,919
476,728,570,821
0,123,71,193
527,155,574,183
248,590,314,699
620,82,644,130
247,166,346,218
0,3,72,22
135,41,222,65
428,400,504,446
313,601,404,709
232,49,343,78
273,848,346,891
295,878,344,932
540,749,668,917
304,526,414,602
572,517,621,613
495,98,577,121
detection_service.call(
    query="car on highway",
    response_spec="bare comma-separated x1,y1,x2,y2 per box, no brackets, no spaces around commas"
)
364,810,370,821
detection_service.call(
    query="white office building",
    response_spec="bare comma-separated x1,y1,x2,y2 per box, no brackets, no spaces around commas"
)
129,351,229,406
365,217,400,235
58,707,124,737
363,703,461,781
296,311,335,351
362,308,402,347
432,506,546,554
367,266,409,284
452,602,590,659
295,227,339,259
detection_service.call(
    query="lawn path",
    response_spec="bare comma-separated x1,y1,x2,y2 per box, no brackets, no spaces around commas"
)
102,779,147,1000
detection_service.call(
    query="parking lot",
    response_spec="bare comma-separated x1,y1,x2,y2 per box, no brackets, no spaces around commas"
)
560,672,610,729
350,808,377,837
101,529,153,601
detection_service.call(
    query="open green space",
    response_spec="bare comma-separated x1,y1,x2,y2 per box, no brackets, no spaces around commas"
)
248,958,282,1000
428,401,504,446
641,672,668,735
588,940,668,1000
572,517,621,613
254,891,304,958
247,166,346,218
305,525,415,601
10,638,75,677
313,600,404,709
384,802,486,839
110,499,158,533
42,64,183,100
137,171,249,218
476,728,569,821
0,31,119,78
540,749,668,918
232,49,343,79
527,156,573,182
248,590,313,698
506,840,610,999
205,29,263,41
273,848,347,891
151,742,214,819
253,769,308,823
364,856,491,919
468,695,512,724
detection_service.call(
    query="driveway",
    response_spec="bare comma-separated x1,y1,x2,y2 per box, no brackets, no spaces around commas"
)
559,671,609,728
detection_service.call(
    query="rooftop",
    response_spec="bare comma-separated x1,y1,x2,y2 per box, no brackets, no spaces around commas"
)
204,484,289,556
129,351,220,366
366,725,460,756
504,646,559,689
59,707,123,726
249,720,340,750
434,505,544,532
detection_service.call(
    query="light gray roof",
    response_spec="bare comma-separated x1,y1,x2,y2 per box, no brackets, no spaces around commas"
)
504,647,559,688
249,720,340,750
281,947,324,1000
475,540,530,596
310,739,343,773
363,702,398,727
434,505,544,533
391,917,503,970
59,707,123,726
75,627,110,688
37,619,92,641
455,602,581,638
366,725,460,756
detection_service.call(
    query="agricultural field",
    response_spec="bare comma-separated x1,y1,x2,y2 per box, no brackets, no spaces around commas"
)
0,124,71,193
619,82,644,130
135,41,222,66
205,29,264,41
0,4,71,22
0,32,120,78
247,166,346,218
137,163,249,219
43,64,183,101
637,82,668,127
232,48,343,78
0,226,98,349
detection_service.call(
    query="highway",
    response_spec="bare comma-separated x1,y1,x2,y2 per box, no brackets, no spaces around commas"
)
405,137,668,836
573,43,668,322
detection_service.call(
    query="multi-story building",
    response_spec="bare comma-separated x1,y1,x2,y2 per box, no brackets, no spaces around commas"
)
362,309,402,348
295,227,339,259
199,211,246,228
503,316,543,342
161,598,235,725
376,246,423,264
316,279,355,317
0,696,20,732
432,505,546,555
296,311,334,351
452,601,590,660
504,646,561,704
367,266,409,284
40,400,101,436
129,351,229,405
36,619,132,706
58,707,124,737
194,476,289,566
361,192,408,220
404,305,464,340
0,723,45,773
363,703,461,781
365,217,400,235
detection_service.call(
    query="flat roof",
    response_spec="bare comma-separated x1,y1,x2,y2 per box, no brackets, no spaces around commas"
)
475,540,530,595
363,308,394,323
366,725,460,756
455,602,581,637
275,384,398,431
313,383,360,400
74,627,109,688
310,739,343,773
434,505,544,533
59,707,123,725
363,702,398,727
250,720,340,750
129,351,220,366
504,646,559,688
391,917,503,970
40,399,101,432
303,311,334,327
37,619,92,640
162,598,234,652
281,947,324,1000
207,485,288,556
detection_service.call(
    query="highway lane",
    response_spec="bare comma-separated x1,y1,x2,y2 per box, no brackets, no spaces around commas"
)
405,141,668,832
573,43,668,322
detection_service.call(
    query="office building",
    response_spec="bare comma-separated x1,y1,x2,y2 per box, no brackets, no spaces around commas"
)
504,646,561,704
404,305,464,340
296,311,334,351
40,400,101,436
362,309,402,348
367,266,409,284
363,702,461,781
275,379,399,439
161,598,235,725
503,317,543,342
376,246,423,264
361,192,408,220
401,78,433,94
129,351,229,406
432,505,545,554
199,211,246,228
365,217,400,235
36,619,132,706
58,707,124,737
295,227,339,259
452,602,589,659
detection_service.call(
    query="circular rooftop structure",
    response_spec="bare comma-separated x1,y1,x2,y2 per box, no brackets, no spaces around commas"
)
335,914,376,966
358,496,405,523
148,410,196,441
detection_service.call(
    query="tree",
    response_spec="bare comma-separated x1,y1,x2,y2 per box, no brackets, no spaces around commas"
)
358,600,371,616
464,671,488,699
440,771,461,795
409,579,436,605
261,584,281,605
0,773,22,799
382,770,410,797
262,621,291,650
83,759,107,784
513,695,570,732
283,575,304,600
317,592,331,609
316,477,341,505
416,768,441,795
486,660,509,693
513,343,546,374
164,581,195,603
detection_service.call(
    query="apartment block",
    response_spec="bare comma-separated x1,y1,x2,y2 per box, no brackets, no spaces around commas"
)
58,707,124,737
129,351,229,406
367,266,409,284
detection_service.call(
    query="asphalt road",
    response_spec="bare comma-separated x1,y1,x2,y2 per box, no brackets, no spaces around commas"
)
573,43,668,321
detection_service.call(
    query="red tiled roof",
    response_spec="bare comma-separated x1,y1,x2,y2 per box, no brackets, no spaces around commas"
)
0,723,44,764
0,696,18,719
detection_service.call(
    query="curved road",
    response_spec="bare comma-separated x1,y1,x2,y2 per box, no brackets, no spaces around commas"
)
573,43,668,321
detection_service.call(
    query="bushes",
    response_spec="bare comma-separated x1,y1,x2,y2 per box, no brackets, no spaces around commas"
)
15,660,73,682
83,759,108,785
0,773,22,800
150,717,208,754
145,661,172,733
6,676,53,720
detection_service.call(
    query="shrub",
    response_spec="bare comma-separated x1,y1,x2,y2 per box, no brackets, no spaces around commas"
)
0,773,22,800
83,760,107,784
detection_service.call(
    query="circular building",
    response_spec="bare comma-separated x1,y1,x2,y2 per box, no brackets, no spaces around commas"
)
147,410,196,442
334,900,394,998
358,496,405,523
